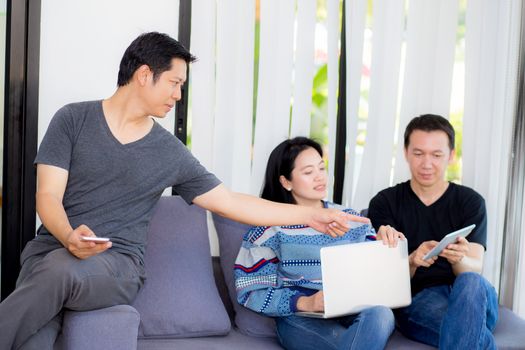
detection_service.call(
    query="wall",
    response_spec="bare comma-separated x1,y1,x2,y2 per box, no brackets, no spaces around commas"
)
39,0,180,143
38,0,181,230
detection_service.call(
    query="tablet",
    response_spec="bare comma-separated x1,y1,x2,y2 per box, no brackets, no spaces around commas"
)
422,224,476,260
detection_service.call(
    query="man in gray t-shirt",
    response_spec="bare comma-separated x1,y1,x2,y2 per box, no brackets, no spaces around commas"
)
0,32,367,349
32,99,221,265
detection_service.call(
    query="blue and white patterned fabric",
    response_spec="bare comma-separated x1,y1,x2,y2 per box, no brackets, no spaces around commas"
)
234,202,376,317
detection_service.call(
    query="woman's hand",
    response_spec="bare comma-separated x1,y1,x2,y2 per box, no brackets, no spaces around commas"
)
376,225,405,247
296,291,324,312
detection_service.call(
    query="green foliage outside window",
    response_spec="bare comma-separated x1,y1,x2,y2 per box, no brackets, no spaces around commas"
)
310,64,329,144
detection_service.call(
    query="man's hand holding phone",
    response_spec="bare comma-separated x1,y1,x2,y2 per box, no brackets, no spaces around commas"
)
66,224,112,259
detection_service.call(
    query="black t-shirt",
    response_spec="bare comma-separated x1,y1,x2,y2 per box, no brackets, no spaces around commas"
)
368,181,487,295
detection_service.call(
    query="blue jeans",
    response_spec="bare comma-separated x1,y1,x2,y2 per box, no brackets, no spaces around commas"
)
395,272,498,349
276,306,395,350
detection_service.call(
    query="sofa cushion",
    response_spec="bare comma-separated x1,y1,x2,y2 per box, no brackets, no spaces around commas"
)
138,328,283,350
132,196,231,338
212,213,277,338
57,305,140,350
493,306,525,349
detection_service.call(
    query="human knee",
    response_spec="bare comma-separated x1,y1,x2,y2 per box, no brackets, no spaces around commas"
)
455,272,492,294
361,306,395,333
454,272,498,308
456,274,499,329
456,271,482,285
35,249,85,284
276,317,338,350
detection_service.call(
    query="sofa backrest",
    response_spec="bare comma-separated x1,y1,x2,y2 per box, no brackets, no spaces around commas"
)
212,213,278,338
131,196,231,339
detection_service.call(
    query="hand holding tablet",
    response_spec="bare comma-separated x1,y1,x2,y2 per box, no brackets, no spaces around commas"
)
422,224,476,260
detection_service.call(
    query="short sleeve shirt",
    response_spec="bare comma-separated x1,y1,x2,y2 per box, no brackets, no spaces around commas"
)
368,181,487,295
33,100,221,262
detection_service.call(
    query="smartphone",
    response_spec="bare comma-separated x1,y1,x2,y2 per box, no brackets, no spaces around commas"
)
81,236,110,243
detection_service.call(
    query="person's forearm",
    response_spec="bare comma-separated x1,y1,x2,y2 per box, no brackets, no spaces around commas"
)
409,267,417,278
210,191,313,226
36,192,74,247
194,184,363,235
452,255,483,275
452,242,484,275
194,184,315,226
409,253,418,277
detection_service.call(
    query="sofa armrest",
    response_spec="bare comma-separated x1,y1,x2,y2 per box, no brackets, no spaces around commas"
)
493,306,525,349
55,305,140,350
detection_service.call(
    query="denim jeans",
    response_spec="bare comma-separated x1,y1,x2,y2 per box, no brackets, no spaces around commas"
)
395,272,498,350
276,306,395,350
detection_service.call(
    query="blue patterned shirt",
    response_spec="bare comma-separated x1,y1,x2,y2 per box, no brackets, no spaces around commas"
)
234,202,376,317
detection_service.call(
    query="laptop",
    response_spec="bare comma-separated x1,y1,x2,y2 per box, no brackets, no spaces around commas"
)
296,239,411,318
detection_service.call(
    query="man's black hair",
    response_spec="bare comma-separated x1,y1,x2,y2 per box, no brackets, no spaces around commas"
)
404,114,455,150
117,32,196,86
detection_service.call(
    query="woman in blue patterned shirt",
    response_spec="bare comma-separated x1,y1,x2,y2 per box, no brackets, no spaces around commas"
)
234,137,403,350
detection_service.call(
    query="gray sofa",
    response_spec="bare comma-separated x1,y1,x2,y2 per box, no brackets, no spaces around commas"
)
55,196,525,349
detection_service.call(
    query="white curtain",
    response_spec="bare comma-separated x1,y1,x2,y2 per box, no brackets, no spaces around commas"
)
191,0,321,197
213,0,255,194
392,0,460,186
251,0,296,195
326,0,343,201
190,0,256,194
341,0,521,293
462,0,521,291
290,0,316,138
190,0,322,253
350,0,404,209
341,0,367,206
345,0,460,211
517,187,525,317
189,0,523,304
190,0,216,171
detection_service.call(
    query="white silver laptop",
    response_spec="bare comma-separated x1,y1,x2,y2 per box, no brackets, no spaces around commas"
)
296,240,411,318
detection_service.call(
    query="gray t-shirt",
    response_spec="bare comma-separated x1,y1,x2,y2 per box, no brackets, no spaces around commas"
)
33,100,221,263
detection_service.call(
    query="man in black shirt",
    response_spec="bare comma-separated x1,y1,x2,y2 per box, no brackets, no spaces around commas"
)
369,115,498,349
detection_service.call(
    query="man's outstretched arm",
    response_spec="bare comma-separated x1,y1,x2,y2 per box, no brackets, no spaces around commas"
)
192,184,369,237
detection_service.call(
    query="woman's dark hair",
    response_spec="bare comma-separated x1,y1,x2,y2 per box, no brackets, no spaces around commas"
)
117,32,197,87
261,137,323,204
404,114,455,150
